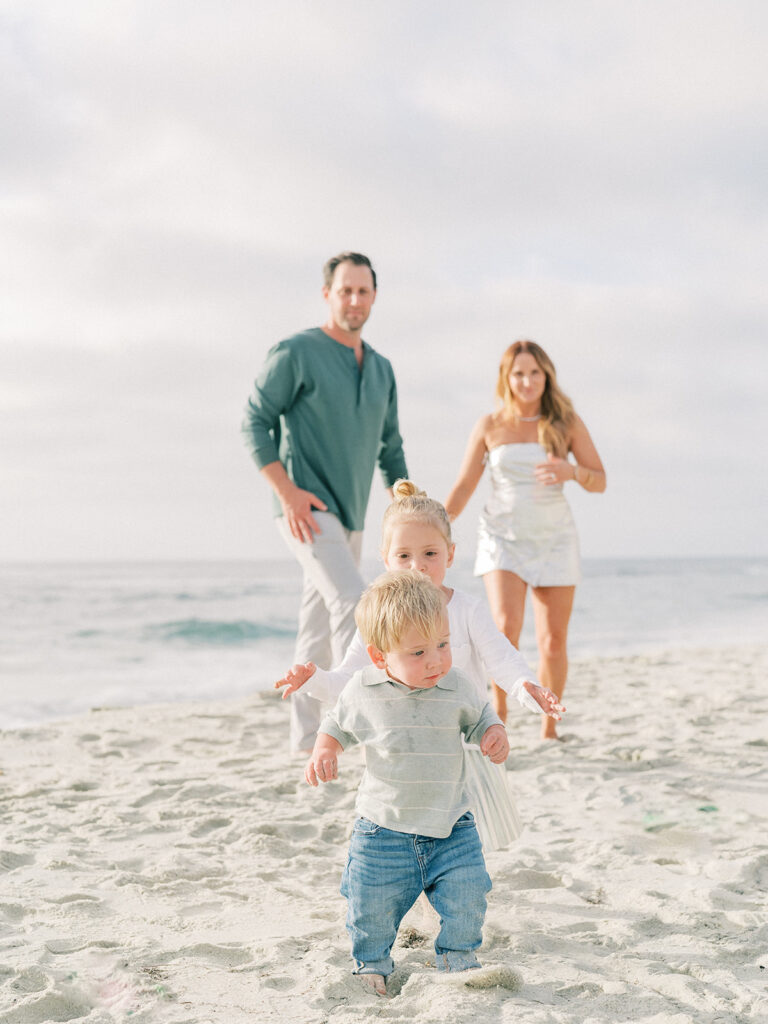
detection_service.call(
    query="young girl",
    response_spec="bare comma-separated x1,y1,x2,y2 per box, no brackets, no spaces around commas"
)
276,480,564,732
278,481,564,850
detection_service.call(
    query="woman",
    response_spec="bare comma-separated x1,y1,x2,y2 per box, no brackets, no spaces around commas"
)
445,341,606,739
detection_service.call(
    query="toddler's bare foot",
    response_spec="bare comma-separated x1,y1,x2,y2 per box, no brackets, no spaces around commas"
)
360,973,387,997
541,719,560,740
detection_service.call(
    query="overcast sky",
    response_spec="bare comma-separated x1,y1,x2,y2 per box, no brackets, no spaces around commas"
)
2,0,766,566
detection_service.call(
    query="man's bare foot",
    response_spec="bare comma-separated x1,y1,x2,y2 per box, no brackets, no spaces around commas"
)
360,973,387,997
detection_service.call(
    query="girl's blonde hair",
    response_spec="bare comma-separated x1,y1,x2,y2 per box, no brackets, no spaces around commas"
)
496,340,576,458
381,479,453,554
355,569,446,653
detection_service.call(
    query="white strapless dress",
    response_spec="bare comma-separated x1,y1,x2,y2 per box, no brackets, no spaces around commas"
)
474,443,580,586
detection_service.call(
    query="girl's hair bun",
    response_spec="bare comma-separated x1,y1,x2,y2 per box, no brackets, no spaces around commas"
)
382,480,453,550
392,478,426,501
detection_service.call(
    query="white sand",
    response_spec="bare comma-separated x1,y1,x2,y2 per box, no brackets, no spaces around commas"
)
1,645,767,1023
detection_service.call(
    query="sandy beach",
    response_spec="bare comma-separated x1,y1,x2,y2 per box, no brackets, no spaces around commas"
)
1,643,767,1023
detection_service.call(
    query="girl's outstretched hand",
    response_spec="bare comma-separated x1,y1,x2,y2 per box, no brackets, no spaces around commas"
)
524,680,565,719
274,661,316,699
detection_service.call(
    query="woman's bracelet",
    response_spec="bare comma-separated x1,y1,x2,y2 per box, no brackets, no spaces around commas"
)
574,464,594,488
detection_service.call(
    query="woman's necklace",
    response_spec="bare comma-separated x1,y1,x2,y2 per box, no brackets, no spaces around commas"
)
518,414,541,422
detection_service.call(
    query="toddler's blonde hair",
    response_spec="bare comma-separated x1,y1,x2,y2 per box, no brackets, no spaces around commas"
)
381,479,453,554
355,569,447,654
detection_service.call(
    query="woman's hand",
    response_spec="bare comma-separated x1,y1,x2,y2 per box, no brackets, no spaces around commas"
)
534,453,576,486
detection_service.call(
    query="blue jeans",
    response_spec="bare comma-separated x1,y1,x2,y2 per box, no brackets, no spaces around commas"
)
340,812,492,977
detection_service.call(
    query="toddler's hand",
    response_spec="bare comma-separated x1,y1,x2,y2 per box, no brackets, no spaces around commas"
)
480,724,510,763
304,755,319,786
275,661,317,700
305,741,340,786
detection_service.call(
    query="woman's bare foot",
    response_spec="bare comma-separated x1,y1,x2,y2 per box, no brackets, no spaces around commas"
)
360,973,387,997
541,718,560,740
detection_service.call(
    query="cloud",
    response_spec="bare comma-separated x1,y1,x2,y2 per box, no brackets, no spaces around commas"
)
2,1,767,559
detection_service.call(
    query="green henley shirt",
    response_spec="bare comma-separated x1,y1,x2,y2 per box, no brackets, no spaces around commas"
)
242,328,407,532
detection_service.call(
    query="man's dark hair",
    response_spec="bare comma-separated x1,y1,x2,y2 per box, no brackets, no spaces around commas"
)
323,252,377,290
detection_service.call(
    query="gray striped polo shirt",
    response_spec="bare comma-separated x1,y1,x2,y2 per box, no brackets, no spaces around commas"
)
319,665,503,838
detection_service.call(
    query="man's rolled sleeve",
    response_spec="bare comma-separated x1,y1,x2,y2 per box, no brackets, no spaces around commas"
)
241,343,300,469
377,377,408,486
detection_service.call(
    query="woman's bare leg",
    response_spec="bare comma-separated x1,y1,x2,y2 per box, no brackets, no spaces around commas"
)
530,585,575,739
482,570,528,722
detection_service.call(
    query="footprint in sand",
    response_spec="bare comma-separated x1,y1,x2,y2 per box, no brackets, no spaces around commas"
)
44,937,119,954
0,902,26,921
732,851,768,891
164,943,252,969
45,893,102,914
91,748,124,760
308,908,339,922
253,823,279,837
131,785,185,809
176,783,233,802
2,990,93,1024
556,980,604,998
178,901,223,918
102,734,159,753
260,974,297,990
190,817,233,838
319,822,346,843
255,780,300,801
0,850,35,872
280,820,320,841
502,867,562,890
12,727,58,743
10,966,48,993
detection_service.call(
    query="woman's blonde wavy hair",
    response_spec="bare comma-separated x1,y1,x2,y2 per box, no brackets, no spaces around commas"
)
380,479,453,555
496,340,575,458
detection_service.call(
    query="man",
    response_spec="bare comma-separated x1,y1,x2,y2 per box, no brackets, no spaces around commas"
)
243,252,408,751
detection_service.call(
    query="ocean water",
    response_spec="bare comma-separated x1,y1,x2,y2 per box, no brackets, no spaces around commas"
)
1,558,765,731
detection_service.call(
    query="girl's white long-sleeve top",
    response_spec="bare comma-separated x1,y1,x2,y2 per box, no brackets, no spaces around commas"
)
304,586,544,713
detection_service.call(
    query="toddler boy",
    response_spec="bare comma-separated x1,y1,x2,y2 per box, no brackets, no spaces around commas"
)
307,569,509,995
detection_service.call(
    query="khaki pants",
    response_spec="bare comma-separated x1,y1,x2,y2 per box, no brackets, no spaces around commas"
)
277,513,364,750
